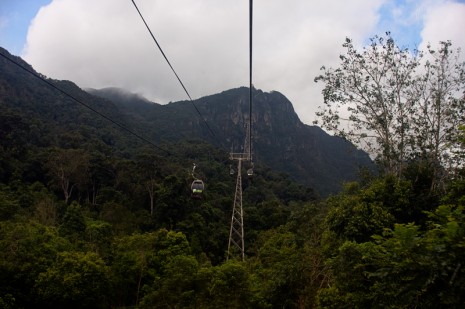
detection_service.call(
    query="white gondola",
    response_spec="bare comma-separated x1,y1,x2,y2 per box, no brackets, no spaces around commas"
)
191,163,204,198
191,179,205,193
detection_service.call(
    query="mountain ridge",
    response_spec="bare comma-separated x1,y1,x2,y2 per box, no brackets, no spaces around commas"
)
88,86,374,195
1,46,374,195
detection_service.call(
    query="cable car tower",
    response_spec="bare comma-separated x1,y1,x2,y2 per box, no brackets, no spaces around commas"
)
227,126,252,261
227,0,254,261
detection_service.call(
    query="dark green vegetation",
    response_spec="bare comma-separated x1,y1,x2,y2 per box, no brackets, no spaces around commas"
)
86,86,373,196
1,38,465,309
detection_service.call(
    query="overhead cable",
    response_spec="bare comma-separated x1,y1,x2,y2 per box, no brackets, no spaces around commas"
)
249,0,253,162
130,0,217,138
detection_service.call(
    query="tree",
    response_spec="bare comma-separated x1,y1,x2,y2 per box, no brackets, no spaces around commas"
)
455,125,465,166
317,178,465,308
34,251,111,309
195,260,253,309
250,228,311,308
111,229,193,308
139,255,199,308
46,148,90,204
111,232,159,307
135,152,161,216
315,34,465,189
59,202,86,241
0,221,70,308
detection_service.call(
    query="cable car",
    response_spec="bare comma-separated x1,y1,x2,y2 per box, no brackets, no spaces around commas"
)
191,179,204,199
247,163,254,177
229,165,235,175
191,179,204,193
191,180,204,199
247,168,253,177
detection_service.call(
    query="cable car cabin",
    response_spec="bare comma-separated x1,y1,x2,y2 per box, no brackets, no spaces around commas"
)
247,168,253,177
191,179,205,198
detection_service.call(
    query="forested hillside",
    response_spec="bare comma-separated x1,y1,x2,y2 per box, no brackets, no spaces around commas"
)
1,34,465,309
0,46,321,308
87,86,374,196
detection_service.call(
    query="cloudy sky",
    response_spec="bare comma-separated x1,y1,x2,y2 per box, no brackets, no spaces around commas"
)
1,0,465,125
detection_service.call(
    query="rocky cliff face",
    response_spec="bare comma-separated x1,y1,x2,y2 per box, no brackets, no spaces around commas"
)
91,87,374,196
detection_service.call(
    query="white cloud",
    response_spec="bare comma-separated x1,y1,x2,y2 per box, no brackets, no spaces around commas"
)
22,0,463,126
22,0,386,125
420,1,465,53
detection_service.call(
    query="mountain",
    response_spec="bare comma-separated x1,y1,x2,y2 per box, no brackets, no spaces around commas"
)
1,47,373,195
88,87,374,196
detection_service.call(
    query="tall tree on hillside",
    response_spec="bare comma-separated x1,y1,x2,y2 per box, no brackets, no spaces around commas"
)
136,152,160,216
46,148,90,204
315,34,465,189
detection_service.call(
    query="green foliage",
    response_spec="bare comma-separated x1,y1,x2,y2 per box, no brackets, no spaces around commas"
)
4,44,465,308
59,202,86,241
315,34,465,187
0,186,20,220
45,148,91,204
111,232,159,306
199,260,253,309
84,218,112,256
325,179,396,242
0,220,70,307
0,294,15,309
139,255,199,308
99,201,137,235
250,228,304,308
34,251,111,309
318,185,465,308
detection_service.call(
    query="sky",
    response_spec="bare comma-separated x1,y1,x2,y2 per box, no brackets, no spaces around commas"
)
1,0,465,125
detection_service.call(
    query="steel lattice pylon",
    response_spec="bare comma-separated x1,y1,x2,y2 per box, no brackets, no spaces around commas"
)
227,159,245,260
228,129,251,261
227,0,253,262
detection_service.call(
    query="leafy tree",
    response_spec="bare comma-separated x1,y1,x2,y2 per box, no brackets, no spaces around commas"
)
84,218,112,257
155,174,191,229
315,34,465,189
176,204,229,264
250,228,306,308
0,294,15,309
324,180,396,243
111,229,193,307
85,150,114,206
318,186,465,308
136,152,162,216
46,148,90,204
0,110,30,183
0,186,21,220
111,232,159,307
59,202,86,241
139,255,199,308
34,251,111,309
99,201,137,235
459,124,465,145
196,260,253,309
248,202,331,309
33,195,59,226
0,221,70,307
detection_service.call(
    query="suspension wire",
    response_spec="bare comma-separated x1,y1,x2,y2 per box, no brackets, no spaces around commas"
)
130,0,216,138
249,0,253,162
0,50,173,156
